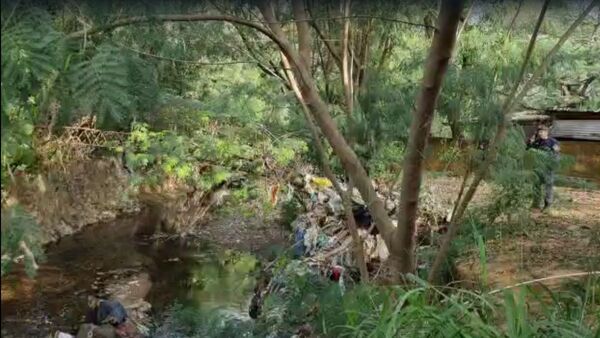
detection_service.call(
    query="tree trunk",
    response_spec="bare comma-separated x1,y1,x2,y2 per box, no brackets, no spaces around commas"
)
394,0,464,274
448,109,463,143
356,18,374,94
450,0,475,63
377,34,394,72
292,0,313,68
341,0,355,127
259,0,398,245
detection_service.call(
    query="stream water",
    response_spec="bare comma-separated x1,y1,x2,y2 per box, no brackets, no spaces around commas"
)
0,211,263,337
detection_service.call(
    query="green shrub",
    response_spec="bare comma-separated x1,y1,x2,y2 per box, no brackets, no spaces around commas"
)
1,204,44,277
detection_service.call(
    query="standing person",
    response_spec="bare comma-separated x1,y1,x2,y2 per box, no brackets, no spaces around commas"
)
526,124,560,210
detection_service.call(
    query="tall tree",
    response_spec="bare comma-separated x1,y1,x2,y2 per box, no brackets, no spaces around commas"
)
394,0,464,274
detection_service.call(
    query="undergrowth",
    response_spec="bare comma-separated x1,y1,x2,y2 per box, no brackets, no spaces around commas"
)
153,268,598,338
1,204,44,277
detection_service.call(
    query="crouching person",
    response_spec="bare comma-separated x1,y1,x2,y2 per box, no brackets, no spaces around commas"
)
75,296,143,338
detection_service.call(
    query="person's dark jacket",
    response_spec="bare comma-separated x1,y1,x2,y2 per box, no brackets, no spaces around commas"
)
526,137,559,154
86,299,128,326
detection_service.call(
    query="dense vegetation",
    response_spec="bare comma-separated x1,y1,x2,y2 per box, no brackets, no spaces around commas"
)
1,0,598,336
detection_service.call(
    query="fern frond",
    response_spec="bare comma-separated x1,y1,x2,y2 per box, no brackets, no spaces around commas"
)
1,8,64,129
69,43,133,126
125,52,160,117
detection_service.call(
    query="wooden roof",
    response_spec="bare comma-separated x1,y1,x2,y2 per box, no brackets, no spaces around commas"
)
552,120,600,141
546,109,600,120
512,110,600,141
512,109,600,122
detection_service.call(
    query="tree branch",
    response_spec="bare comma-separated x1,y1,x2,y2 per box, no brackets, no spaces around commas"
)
1,0,22,30
355,18,374,92
66,13,279,41
376,33,394,71
67,14,437,40
234,26,290,85
489,271,600,295
115,41,259,65
342,0,355,126
450,0,475,63
310,19,343,69
259,0,397,243
19,240,39,272
506,0,524,38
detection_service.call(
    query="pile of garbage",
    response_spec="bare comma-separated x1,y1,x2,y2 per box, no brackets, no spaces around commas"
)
248,170,451,334
286,171,450,277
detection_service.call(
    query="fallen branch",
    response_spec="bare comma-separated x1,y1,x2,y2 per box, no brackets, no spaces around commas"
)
488,271,600,295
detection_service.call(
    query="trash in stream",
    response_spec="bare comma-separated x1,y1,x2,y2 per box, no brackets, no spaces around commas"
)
250,171,451,320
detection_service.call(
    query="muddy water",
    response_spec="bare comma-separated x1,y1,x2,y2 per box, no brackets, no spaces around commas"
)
0,211,262,337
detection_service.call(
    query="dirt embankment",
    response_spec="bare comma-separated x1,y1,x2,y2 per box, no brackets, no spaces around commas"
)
4,157,140,244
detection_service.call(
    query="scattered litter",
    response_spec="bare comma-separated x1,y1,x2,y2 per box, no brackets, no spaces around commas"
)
258,170,451,323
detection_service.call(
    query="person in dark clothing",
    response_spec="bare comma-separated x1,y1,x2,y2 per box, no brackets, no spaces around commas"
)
86,296,128,326
526,125,560,210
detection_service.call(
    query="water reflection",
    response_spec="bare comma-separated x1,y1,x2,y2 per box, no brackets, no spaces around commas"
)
1,213,260,337
142,242,259,315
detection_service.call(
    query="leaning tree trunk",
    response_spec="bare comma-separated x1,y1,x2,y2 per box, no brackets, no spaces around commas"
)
393,0,464,275
258,0,398,245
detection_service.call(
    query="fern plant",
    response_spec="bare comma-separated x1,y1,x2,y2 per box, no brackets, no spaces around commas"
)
1,8,61,130
69,43,134,126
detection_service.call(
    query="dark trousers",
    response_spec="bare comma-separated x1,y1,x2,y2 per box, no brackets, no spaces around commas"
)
533,171,554,209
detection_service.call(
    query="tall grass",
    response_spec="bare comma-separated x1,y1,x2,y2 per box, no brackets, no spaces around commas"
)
154,271,598,337
323,276,598,337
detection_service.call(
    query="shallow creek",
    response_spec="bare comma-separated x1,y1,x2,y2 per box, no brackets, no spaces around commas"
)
1,211,266,337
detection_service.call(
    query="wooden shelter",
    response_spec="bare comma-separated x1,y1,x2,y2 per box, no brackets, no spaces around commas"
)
512,109,600,141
